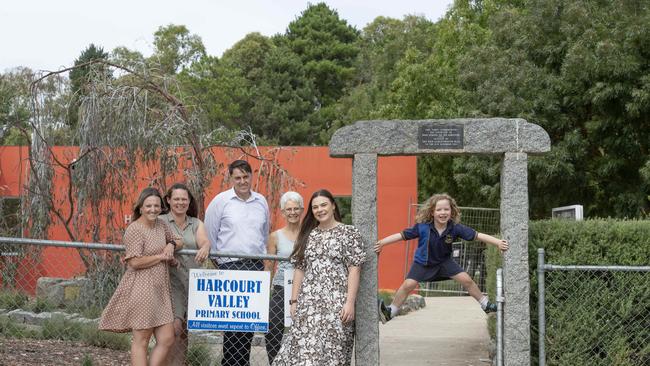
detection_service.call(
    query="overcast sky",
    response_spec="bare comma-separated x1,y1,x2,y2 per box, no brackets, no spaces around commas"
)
1,0,453,73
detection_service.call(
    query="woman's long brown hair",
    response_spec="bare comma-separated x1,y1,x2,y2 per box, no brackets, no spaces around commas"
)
291,189,341,264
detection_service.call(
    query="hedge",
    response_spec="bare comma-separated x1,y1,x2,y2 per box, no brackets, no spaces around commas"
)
528,219,650,366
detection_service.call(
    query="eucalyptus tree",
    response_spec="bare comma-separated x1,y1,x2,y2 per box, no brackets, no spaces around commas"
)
0,68,33,145
152,24,206,75
68,44,110,130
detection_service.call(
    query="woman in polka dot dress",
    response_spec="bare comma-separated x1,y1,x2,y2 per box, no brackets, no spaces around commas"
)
99,187,183,366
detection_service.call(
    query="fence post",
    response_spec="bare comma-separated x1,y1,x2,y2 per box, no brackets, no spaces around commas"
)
537,248,546,366
496,268,504,366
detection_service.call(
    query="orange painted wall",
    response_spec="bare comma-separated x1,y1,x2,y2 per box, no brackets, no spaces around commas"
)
0,146,417,293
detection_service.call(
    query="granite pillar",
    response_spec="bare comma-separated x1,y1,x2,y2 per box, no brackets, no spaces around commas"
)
351,153,379,366
500,152,531,366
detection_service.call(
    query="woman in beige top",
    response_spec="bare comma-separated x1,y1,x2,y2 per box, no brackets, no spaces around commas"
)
99,187,183,366
161,183,210,365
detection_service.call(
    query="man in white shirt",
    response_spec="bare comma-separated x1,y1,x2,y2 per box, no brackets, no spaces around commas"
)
205,159,270,366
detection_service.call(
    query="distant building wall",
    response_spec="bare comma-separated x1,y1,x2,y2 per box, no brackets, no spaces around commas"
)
0,146,416,292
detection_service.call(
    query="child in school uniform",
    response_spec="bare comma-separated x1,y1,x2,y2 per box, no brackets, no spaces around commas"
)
374,193,508,322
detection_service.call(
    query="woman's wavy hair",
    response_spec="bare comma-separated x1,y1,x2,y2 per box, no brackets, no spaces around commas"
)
133,187,163,221
416,193,461,224
291,189,341,263
164,183,199,218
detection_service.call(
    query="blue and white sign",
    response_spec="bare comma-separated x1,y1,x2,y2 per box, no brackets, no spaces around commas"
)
187,269,270,332
283,268,294,327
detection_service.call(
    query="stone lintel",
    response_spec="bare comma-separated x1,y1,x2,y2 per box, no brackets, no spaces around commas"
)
329,118,551,157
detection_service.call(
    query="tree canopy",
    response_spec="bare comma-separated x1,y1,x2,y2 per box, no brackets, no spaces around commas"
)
3,0,650,218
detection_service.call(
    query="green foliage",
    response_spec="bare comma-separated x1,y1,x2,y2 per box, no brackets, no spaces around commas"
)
222,32,274,82
0,315,39,339
8,0,650,219
457,0,650,217
245,45,318,145
334,196,352,225
484,245,502,338
68,44,110,129
41,315,83,341
187,343,214,366
0,290,28,310
0,68,33,145
178,55,249,133
377,289,394,304
81,325,131,351
529,219,650,266
0,311,130,350
528,219,650,365
81,354,94,366
29,297,55,313
284,2,360,106
152,24,206,74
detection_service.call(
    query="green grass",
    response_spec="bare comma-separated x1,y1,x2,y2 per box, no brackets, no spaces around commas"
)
377,289,394,304
81,354,94,366
187,343,214,366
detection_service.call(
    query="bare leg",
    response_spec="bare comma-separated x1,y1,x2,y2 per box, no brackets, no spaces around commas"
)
131,329,153,366
390,279,419,308
451,272,483,301
168,318,187,366
149,322,175,366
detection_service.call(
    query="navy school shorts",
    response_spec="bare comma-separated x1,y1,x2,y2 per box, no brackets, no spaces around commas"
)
406,258,464,282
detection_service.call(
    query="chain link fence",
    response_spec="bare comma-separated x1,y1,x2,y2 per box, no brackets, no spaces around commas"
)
537,248,650,366
413,205,500,296
0,237,288,366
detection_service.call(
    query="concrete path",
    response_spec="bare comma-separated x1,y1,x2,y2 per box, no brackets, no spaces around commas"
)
378,297,492,366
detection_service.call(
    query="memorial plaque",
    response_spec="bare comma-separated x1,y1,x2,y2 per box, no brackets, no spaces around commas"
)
418,124,464,149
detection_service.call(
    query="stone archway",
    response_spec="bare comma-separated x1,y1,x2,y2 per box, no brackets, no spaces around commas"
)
329,118,551,366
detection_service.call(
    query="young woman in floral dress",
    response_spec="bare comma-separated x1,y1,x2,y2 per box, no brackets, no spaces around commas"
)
272,189,366,366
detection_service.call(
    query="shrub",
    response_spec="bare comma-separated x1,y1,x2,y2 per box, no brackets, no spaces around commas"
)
0,290,28,310
30,296,55,313
529,219,650,366
81,325,130,351
41,315,83,341
0,315,39,338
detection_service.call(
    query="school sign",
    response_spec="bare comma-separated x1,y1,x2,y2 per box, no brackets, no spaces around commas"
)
187,269,270,332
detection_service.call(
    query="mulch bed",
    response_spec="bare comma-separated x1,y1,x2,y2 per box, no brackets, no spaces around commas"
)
0,338,130,366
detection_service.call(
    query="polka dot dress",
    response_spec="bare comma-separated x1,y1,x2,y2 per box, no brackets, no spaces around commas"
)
99,218,176,332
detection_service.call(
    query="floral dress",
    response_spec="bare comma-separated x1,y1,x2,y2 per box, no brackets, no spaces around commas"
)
272,224,366,366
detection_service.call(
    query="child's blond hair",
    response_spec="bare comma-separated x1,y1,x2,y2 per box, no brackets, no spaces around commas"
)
416,193,461,224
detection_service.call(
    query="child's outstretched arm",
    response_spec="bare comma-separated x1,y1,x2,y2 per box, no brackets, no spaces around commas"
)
476,232,509,252
374,233,403,254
